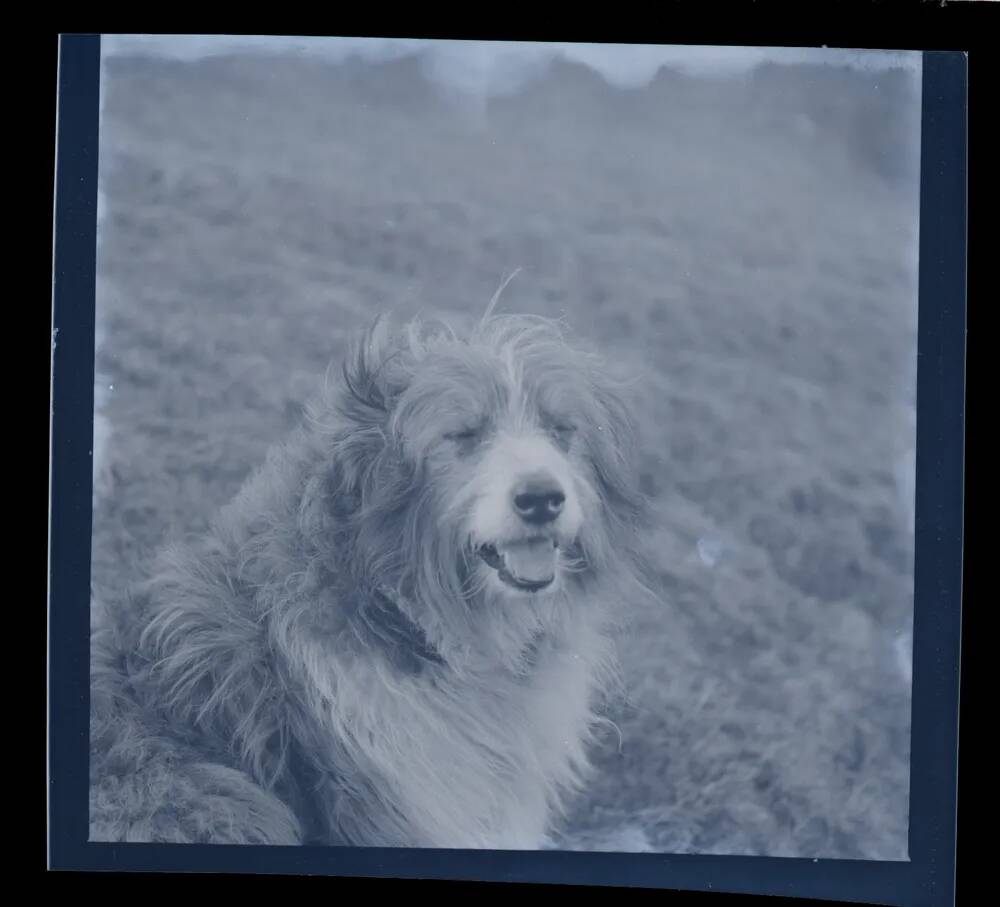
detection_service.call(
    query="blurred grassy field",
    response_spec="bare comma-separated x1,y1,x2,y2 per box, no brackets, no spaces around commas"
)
91,49,920,859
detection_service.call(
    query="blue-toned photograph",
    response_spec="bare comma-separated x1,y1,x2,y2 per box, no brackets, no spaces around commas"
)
87,35,922,859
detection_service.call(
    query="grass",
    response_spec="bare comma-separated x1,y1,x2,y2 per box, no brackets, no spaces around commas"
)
92,50,920,858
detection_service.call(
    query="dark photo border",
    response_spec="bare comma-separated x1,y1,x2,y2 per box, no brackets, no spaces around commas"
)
47,34,966,906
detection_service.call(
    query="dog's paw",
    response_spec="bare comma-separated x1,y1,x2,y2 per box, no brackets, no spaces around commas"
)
90,759,302,846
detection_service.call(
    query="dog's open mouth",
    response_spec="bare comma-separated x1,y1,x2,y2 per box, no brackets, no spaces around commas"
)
477,538,559,593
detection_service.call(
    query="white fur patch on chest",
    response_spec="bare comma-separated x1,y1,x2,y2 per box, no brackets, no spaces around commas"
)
291,616,610,849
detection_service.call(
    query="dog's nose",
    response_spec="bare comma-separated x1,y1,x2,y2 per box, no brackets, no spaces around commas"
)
512,476,565,525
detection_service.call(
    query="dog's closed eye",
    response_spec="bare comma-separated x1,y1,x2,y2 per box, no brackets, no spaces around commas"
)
444,425,485,443
548,421,577,448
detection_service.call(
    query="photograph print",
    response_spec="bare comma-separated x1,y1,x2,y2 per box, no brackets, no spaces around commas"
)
86,35,923,858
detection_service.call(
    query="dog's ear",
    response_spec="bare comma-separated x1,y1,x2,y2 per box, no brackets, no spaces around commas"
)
587,372,647,530
585,371,659,599
339,314,410,425
322,316,415,517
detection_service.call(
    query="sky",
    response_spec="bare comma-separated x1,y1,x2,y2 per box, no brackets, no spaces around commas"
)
101,35,922,104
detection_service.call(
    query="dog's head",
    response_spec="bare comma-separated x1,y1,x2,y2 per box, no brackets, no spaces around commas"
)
313,313,648,665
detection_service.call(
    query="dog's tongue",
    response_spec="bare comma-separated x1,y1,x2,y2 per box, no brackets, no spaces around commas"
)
501,539,557,582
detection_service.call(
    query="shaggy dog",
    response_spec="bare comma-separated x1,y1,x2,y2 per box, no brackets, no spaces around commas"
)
90,311,649,848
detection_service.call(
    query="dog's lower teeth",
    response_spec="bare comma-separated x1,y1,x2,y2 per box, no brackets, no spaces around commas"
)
498,569,552,592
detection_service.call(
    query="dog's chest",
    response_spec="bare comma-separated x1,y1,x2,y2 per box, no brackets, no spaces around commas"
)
299,627,606,849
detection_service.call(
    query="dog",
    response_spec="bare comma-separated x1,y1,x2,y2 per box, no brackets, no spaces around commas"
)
90,311,650,848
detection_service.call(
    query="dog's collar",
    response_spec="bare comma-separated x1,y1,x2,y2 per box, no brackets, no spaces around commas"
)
369,583,548,676
370,583,447,670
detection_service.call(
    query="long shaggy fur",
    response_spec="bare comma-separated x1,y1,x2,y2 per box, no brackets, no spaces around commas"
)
90,312,651,848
